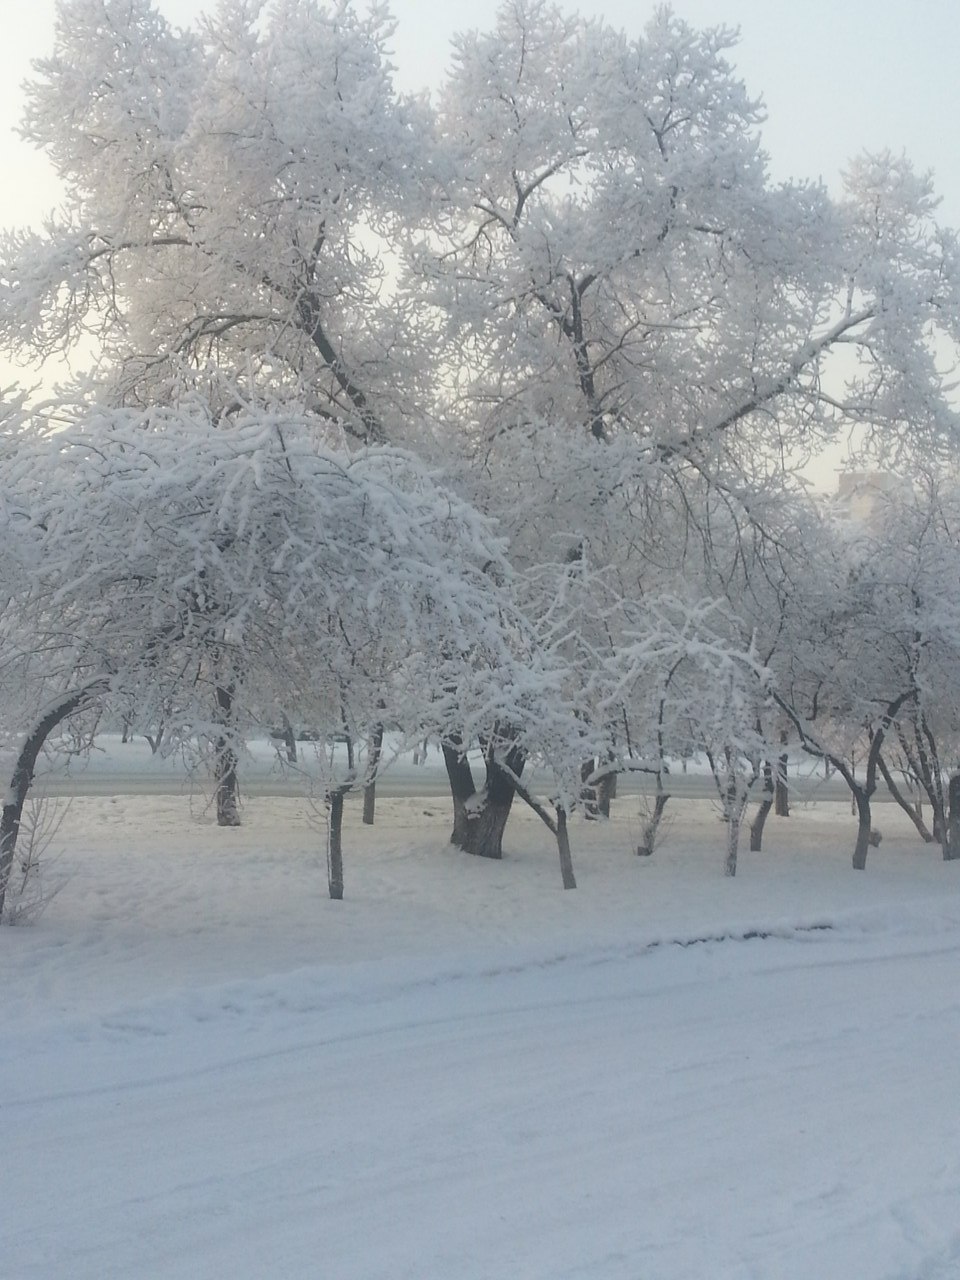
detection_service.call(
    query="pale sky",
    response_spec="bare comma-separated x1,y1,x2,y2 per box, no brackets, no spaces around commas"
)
2,0,959,231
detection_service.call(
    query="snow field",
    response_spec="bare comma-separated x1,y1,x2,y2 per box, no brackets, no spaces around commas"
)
4,794,960,1278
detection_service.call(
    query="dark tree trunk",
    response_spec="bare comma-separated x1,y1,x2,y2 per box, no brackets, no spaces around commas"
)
774,748,790,817
637,792,669,856
214,683,241,827
851,701,913,869
443,742,478,848
442,740,524,859
0,686,100,918
852,788,873,871
877,751,935,843
362,723,384,826
776,691,911,872
455,781,516,858
945,775,960,861
750,760,775,852
581,759,616,819
281,715,297,764
556,807,577,890
581,759,597,818
327,788,346,899
508,774,578,891
595,770,615,818
722,783,748,879
725,811,742,877
750,799,773,852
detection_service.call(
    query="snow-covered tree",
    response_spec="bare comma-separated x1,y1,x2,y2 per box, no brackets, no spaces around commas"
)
844,473,960,856
426,5,959,463
0,401,537,911
1,0,430,440
407,1,960,858
753,490,929,870
3,0,960,883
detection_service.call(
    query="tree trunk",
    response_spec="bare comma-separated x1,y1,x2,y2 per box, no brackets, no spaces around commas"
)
443,741,478,848
595,770,615,818
877,751,935,843
750,759,775,851
637,792,669,856
508,774,578,891
581,759,598,818
327,788,345,899
454,784,516,859
750,798,773,852
852,788,873,870
442,741,524,859
555,806,577,890
582,760,616,819
214,683,241,827
852,697,913,869
362,723,384,826
0,686,99,919
945,775,960,861
774,749,790,817
281,715,297,765
725,809,742,877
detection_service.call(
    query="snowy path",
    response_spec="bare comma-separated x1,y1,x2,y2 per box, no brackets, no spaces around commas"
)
4,795,960,1278
6,927,960,1277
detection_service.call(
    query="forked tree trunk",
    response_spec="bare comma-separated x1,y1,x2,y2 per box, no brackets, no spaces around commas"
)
877,751,935,843
145,721,166,756
327,787,346,899
0,685,102,919
850,701,913,869
362,723,384,826
707,749,747,876
443,741,524,859
775,690,912,872
214,683,241,827
508,775,578,890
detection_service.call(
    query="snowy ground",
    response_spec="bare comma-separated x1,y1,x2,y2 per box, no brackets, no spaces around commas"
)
4,784,960,1279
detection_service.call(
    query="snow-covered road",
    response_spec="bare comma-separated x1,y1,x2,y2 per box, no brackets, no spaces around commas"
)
6,918,960,1277
21,733,891,803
